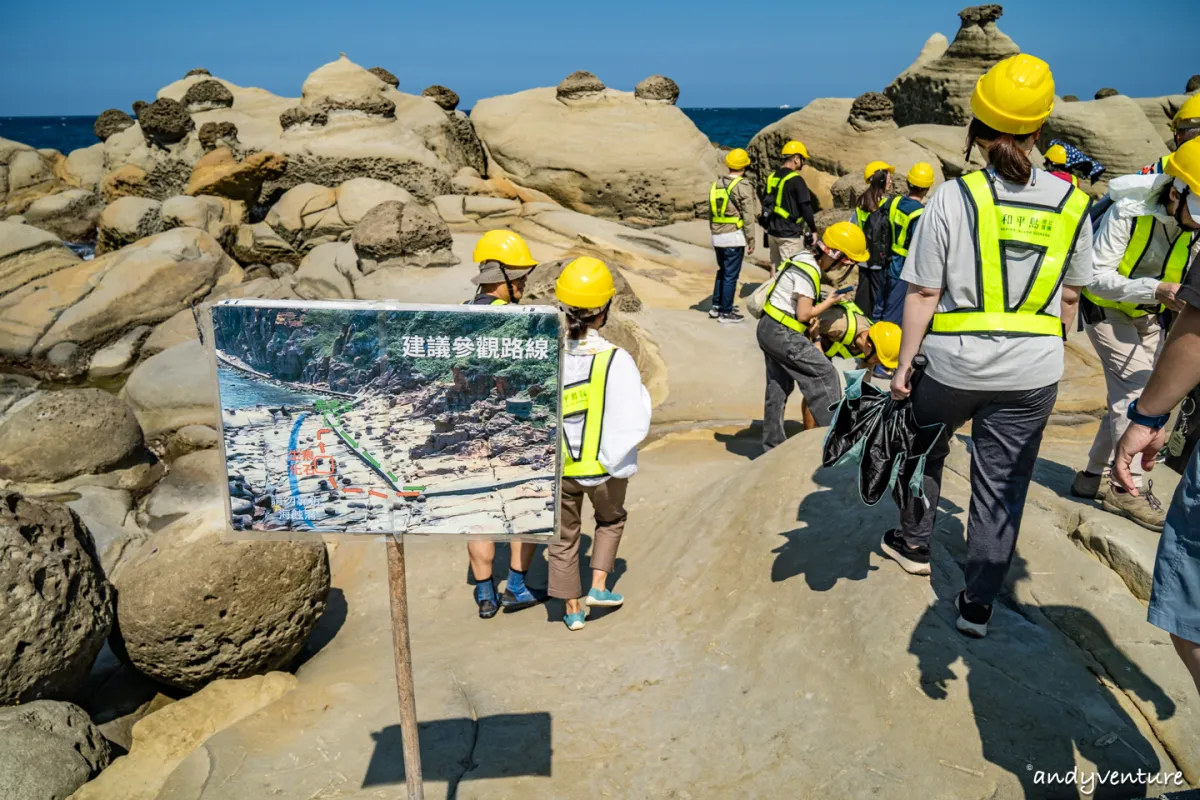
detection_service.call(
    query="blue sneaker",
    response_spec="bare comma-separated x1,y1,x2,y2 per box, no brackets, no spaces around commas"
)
473,580,498,619
585,588,624,608
564,612,586,631
501,585,547,612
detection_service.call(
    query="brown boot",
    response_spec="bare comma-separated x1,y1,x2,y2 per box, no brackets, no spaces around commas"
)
1101,480,1166,532
1070,470,1108,500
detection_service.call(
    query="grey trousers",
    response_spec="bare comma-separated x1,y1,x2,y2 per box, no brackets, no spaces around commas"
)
757,316,842,450
898,376,1058,607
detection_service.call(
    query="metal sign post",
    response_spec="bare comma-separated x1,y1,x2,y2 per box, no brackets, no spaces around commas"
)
386,536,424,800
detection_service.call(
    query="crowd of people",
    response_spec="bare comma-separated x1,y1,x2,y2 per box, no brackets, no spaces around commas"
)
458,57,1200,703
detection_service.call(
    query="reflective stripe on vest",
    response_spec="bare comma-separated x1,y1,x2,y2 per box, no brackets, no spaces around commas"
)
1083,216,1197,318
855,206,870,229
562,348,615,479
930,170,1090,338
825,301,871,359
887,196,925,257
465,295,508,306
766,171,800,220
710,176,744,228
763,259,822,334
1070,175,1079,187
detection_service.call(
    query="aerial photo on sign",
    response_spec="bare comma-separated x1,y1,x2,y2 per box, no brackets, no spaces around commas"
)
208,299,561,536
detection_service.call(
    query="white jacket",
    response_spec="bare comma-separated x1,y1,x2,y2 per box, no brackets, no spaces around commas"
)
562,330,652,486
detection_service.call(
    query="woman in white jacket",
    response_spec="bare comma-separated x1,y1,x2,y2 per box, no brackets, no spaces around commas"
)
549,257,652,631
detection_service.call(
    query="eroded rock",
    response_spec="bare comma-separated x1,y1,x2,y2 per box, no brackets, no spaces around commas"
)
422,84,459,111
1095,87,1119,99
350,199,456,269
635,75,680,104
197,120,239,152
185,148,287,202
369,66,399,87
557,70,606,101
136,98,194,147
94,109,134,142
849,91,895,132
183,79,234,112
21,188,102,241
96,196,163,254
0,701,112,800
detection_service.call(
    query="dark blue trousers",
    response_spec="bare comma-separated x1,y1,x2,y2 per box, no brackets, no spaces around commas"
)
712,247,745,314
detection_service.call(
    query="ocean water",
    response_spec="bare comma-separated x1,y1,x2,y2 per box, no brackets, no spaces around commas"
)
0,107,790,154
217,367,322,410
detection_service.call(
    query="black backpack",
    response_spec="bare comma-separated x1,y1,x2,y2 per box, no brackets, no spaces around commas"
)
862,205,893,267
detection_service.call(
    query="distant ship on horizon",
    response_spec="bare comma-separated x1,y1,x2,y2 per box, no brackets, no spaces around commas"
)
779,104,791,109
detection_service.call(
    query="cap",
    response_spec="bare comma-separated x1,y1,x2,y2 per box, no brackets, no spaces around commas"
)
471,261,535,286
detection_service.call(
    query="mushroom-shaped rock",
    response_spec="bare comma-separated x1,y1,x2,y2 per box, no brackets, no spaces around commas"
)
0,700,112,799
110,508,330,691
131,100,149,116
557,70,606,102
0,493,114,704
300,54,397,119
198,120,239,151
160,194,237,245
1063,95,1079,102
350,199,456,269
93,108,134,142
136,97,194,147
1095,87,1119,99
183,79,234,112
1188,75,1200,93
422,84,460,111
279,106,329,131
96,196,164,254
369,66,400,87
884,5,1020,126
849,91,895,131
635,75,680,104
185,68,211,78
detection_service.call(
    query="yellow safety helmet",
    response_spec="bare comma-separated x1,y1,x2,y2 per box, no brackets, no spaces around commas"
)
970,54,1056,135
866,321,901,369
725,148,751,169
863,160,896,181
906,162,935,189
1172,94,1200,133
473,229,537,268
781,140,810,159
1043,144,1068,165
1167,138,1200,196
555,256,616,310
822,221,870,263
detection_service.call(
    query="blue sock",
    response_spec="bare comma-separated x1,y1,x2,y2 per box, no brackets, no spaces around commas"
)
506,568,527,595
474,579,495,602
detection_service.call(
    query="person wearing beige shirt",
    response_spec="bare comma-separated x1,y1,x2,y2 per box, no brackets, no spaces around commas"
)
709,148,759,324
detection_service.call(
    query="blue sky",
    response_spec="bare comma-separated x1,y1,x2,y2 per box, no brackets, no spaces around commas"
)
0,0,1191,115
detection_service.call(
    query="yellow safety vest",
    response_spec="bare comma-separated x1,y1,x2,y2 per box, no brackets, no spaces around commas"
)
825,301,871,360
1069,175,1079,188
766,171,800,220
763,258,822,334
465,295,508,306
1083,216,1196,318
562,348,615,479
887,196,925,257
930,170,1090,338
855,206,870,228
710,176,745,228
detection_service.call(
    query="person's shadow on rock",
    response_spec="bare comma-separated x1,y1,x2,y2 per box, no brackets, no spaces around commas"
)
910,548,1175,798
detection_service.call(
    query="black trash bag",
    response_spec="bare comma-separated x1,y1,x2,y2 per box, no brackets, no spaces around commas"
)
822,356,944,507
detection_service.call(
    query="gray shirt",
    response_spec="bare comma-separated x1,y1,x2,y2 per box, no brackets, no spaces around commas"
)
901,167,1094,391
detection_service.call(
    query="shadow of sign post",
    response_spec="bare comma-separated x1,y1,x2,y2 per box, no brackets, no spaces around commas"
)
364,712,553,795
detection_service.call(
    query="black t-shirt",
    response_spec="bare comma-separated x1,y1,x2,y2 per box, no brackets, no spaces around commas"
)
1179,248,1200,310
764,168,814,238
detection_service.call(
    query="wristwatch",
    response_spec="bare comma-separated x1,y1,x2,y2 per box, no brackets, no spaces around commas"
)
1127,398,1171,430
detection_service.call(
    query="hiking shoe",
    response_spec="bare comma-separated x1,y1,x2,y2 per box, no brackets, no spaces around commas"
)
585,588,624,608
564,611,586,631
955,591,993,638
718,312,744,325
708,307,720,319
1070,470,1107,500
501,585,547,612
1101,480,1166,532
880,529,932,576
473,581,498,620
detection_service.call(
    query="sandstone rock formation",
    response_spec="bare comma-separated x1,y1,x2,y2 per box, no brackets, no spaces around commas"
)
197,120,238,151
183,79,235,112
1,137,68,215
1063,94,1078,102
635,75,680,104
1040,96,1166,187
231,220,298,266
143,448,225,527
63,143,105,191
849,91,894,131
22,188,102,240
96,196,163,254
472,83,723,225
94,109,134,142
0,219,80,296
557,70,606,101
1135,94,1192,148
899,123,986,178
0,389,145,482
136,97,194,147
368,66,399,87
349,198,457,269
160,194,238,246
524,257,641,312
422,84,459,111
110,508,330,690
185,68,210,78
184,147,287,201
0,493,113,704
1095,87,1119,99
747,98,943,188
66,485,149,576
0,700,112,799
294,240,360,299
122,339,218,441
885,5,1019,127
264,177,413,252
0,227,240,376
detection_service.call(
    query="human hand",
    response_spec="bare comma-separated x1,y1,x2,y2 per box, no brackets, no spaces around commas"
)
747,239,756,255
890,362,913,400
1155,282,1185,312
1113,422,1168,495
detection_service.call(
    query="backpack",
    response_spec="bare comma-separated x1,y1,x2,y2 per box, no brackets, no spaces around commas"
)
862,205,893,268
